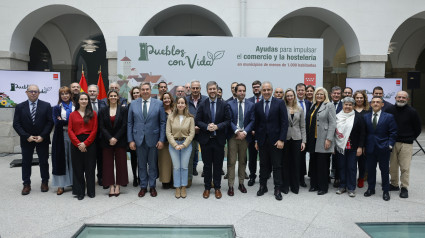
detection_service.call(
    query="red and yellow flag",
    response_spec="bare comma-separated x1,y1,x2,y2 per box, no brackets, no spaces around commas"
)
97,66,107,100
79,67,88,93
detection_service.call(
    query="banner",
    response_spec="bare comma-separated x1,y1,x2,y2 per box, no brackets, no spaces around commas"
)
117,36,323,100
0,70,60,107
346,78,402,104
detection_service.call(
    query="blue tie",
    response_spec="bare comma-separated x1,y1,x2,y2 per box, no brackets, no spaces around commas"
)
210,101,215,123
299,100,304,111
265,100,270,119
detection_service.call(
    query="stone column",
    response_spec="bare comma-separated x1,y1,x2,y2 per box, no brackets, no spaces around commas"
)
346,55,387,78
107,51,118,85
0,51,29,70
52,64,76,87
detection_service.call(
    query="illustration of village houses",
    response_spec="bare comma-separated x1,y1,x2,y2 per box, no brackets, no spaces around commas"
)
118,55,174,100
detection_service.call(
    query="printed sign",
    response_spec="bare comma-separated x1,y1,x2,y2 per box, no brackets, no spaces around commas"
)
346,78,402,104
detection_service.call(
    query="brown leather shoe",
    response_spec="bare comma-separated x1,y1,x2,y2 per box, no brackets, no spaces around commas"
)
238,184,247,193
203,189,210,199
227,187,234,196
138,188,147,197
181,186,187,198
215,189,222,199
22,185,31,195
57,187,64,195
150,187,157,197
41,183,49,192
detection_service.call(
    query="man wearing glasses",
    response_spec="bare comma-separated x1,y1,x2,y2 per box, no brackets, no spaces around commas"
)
13,85,53,195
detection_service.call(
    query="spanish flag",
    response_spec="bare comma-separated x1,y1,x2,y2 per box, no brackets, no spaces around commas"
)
79,66,88,93
97,66,107,100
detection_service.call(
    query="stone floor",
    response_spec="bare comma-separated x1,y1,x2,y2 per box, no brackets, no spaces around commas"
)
1,135,425,238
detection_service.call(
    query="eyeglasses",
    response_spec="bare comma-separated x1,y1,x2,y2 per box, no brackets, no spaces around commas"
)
27,91,39,94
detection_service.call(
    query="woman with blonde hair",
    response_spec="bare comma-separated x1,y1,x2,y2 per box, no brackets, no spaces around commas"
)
282,88,306,194
306,87,336,195
166,96,195,198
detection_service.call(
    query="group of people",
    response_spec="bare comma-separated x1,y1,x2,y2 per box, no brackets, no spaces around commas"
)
13,79,421,202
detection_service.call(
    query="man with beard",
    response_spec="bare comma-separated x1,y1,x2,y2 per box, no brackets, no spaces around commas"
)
386,91,421,198
70,82,81,103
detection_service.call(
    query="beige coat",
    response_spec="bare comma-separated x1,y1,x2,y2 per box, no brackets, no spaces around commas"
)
166,115,195,148
313,102,336,153
286,109,307,143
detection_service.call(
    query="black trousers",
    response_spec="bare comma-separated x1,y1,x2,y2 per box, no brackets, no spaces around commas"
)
130,149,138,178
259,138,283,189
366,148,390,192
282,139,301,192
201,138,224,190
310,152,331,192
248,140,258,179
71,134,97,196
330,154,339,180
21,141,49,185
299,150,307,180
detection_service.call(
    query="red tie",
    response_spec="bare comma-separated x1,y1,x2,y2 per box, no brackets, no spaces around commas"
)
256,97,259,103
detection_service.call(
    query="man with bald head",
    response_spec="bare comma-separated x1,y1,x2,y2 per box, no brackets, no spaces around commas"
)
175,86,186,98
273,88,284,99
386,91,422,198
13,84,53,195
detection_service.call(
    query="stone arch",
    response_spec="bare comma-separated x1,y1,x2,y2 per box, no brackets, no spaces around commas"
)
140,4,233,36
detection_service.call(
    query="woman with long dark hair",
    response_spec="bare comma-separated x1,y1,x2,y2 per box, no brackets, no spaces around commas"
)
51,86,74,195
68,92,98,200
99,90,129,197
158,92,174,189
128,86,140,187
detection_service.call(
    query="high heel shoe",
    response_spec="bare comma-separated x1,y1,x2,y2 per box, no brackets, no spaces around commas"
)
114,185,120,197
109,185,115,197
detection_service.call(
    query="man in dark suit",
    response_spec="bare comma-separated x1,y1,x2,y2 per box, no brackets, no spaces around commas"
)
226,83,255,196
88,84,107,187
226,82,238,102
254,81,288,200
196,81,231,199
153,81,167,99
102,82,127,107
330,86,343,187
128,82,166,198
296,83,312,187
13,84,54,195
372,86,392,112
70,82,81,103
247,80,262,186
363,96,397,201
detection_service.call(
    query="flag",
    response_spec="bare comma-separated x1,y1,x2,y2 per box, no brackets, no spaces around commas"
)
79,68,88,93
97,67,107,100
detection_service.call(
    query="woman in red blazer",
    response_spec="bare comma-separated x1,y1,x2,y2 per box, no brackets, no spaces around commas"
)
68,92,98,200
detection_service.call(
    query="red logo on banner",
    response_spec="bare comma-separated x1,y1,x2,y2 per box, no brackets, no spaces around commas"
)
396,80,400,86
53,74,59,80
304,73,316,86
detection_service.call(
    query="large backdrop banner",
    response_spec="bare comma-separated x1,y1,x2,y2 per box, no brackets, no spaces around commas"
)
0,70,60,107
117,36,323,100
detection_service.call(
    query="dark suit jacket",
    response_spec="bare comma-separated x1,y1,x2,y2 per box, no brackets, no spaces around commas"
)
13,100,53,145
363,111,397,154
195,98,231,146
346,111,366,150
51,104,71,175
226,96,236,103
98,105,128,148
254,97,288,146
333,101,343,114
228,99,255,142
247,95,262,104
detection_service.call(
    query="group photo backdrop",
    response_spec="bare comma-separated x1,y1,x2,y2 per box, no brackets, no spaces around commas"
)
117,36,323,100
0,70,61,107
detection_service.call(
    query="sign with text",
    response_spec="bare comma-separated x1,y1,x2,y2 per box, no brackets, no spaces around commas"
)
117,36,323,100
346,78,402,104
0,70,60,107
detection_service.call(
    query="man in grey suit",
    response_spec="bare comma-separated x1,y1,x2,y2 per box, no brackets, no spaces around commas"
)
128,82,166,198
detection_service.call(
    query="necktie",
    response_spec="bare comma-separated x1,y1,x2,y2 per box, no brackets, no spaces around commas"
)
143,100,147,118
256,97,259,103
373,113,377,129
299,100,305,111
265,100,270,119
238,101,244,129
31,102,36,124
210,101,215,123
92,102,98,112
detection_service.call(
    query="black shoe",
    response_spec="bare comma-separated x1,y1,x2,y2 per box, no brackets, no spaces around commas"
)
193,170,198,176
221,169,225,175
280,187,289,194
389,184,400,191
317,190,327,195
201,171,204,177
309,187,318,192
400,187,408,198
133,178,139,187
274,189,282,201
383,192,390,201
291,188,299,194
248,178,255,187
98,178,103,186
257,186,268,196
333,179,340,188
88,194,95,198
77,195,85,200
300,180,307,188
364,189,375,197
103,186,109,189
